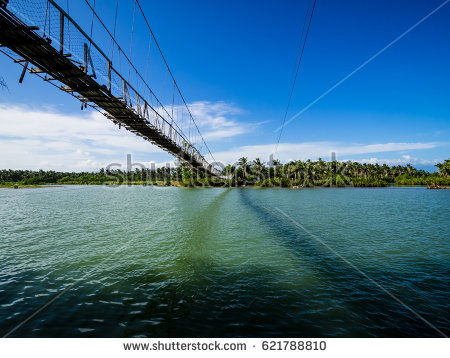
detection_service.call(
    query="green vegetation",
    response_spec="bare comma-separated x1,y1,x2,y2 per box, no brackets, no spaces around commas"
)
223,158,450,188
0,169,110,186
1,159,449,188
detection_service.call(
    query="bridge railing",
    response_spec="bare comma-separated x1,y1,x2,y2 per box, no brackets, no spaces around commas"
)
5,0,222,176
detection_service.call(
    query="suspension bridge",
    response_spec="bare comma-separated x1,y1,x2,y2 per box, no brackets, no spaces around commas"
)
0,0,225,177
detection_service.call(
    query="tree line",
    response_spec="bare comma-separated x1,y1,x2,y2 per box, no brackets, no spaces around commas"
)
223,158,450,187
0,159,449,187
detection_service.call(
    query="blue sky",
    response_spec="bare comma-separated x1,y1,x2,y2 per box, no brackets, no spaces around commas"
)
0,0,449,171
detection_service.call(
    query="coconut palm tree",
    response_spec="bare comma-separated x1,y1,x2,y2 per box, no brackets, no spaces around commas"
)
406,164,416,176
238,157,248,179
252,158,264,180
436,159,450,177
291,161,302,182
272,159,281,179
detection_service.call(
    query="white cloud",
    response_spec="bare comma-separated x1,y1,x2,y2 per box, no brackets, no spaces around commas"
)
0,103,163,151
0,103,166,171
346,155,441,166
211,141,445,164
0,101,249,171
189,101,244,131
157,101,249,141
0,103,445,171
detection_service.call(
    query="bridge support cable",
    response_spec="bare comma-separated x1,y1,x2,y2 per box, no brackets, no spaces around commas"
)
0,0,225,177
275,0,317,153
80,0,181,137
134,0,218,165
128,0,136,82
88,0,95,53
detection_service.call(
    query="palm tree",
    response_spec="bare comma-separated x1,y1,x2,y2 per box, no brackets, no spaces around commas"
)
291,161,302,182
272,159,281,179
436,159,450,177
381,164,390,178
252,158,264,180
238,157,248,179
406,164,416,176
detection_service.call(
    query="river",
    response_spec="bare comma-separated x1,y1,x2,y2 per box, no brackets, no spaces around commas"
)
0,186,448,337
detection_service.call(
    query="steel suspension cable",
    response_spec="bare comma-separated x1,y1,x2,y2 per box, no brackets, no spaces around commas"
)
144,34,151,84
128,0,136,81
110,0,119,61
80,0,215,164
43,0,49,38
135,0,217,163
66,0,71,52
88,0,96,52
275,0,317,153
290,0,312,91
82,0,178,128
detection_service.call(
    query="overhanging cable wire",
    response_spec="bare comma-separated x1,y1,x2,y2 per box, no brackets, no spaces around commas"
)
135,0,217,164
81,0,216,165
275,0,317,153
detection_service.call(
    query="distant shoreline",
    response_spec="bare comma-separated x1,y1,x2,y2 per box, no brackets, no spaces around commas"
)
1,159,449,188
0,184,64,189
2,182,448,189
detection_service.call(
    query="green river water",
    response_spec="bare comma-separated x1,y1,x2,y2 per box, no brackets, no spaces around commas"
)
0,186,448,337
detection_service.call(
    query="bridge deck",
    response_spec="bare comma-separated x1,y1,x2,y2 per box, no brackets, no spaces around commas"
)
0,6,222,177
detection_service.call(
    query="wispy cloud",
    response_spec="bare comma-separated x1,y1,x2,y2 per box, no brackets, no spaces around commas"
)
211,141,446,164
183,101,249,141
0,103,446,171
0,101,250,171
345,155,442,166
0,103,164,170
150,100,249,142
0,103,162,151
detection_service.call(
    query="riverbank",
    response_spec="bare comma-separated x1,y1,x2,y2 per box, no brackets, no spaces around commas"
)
1,159,449,188
2,181,448,189
427,184,450,189
0,184,64,189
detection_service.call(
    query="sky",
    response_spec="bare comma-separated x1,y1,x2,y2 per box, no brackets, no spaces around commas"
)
0,0,449,172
